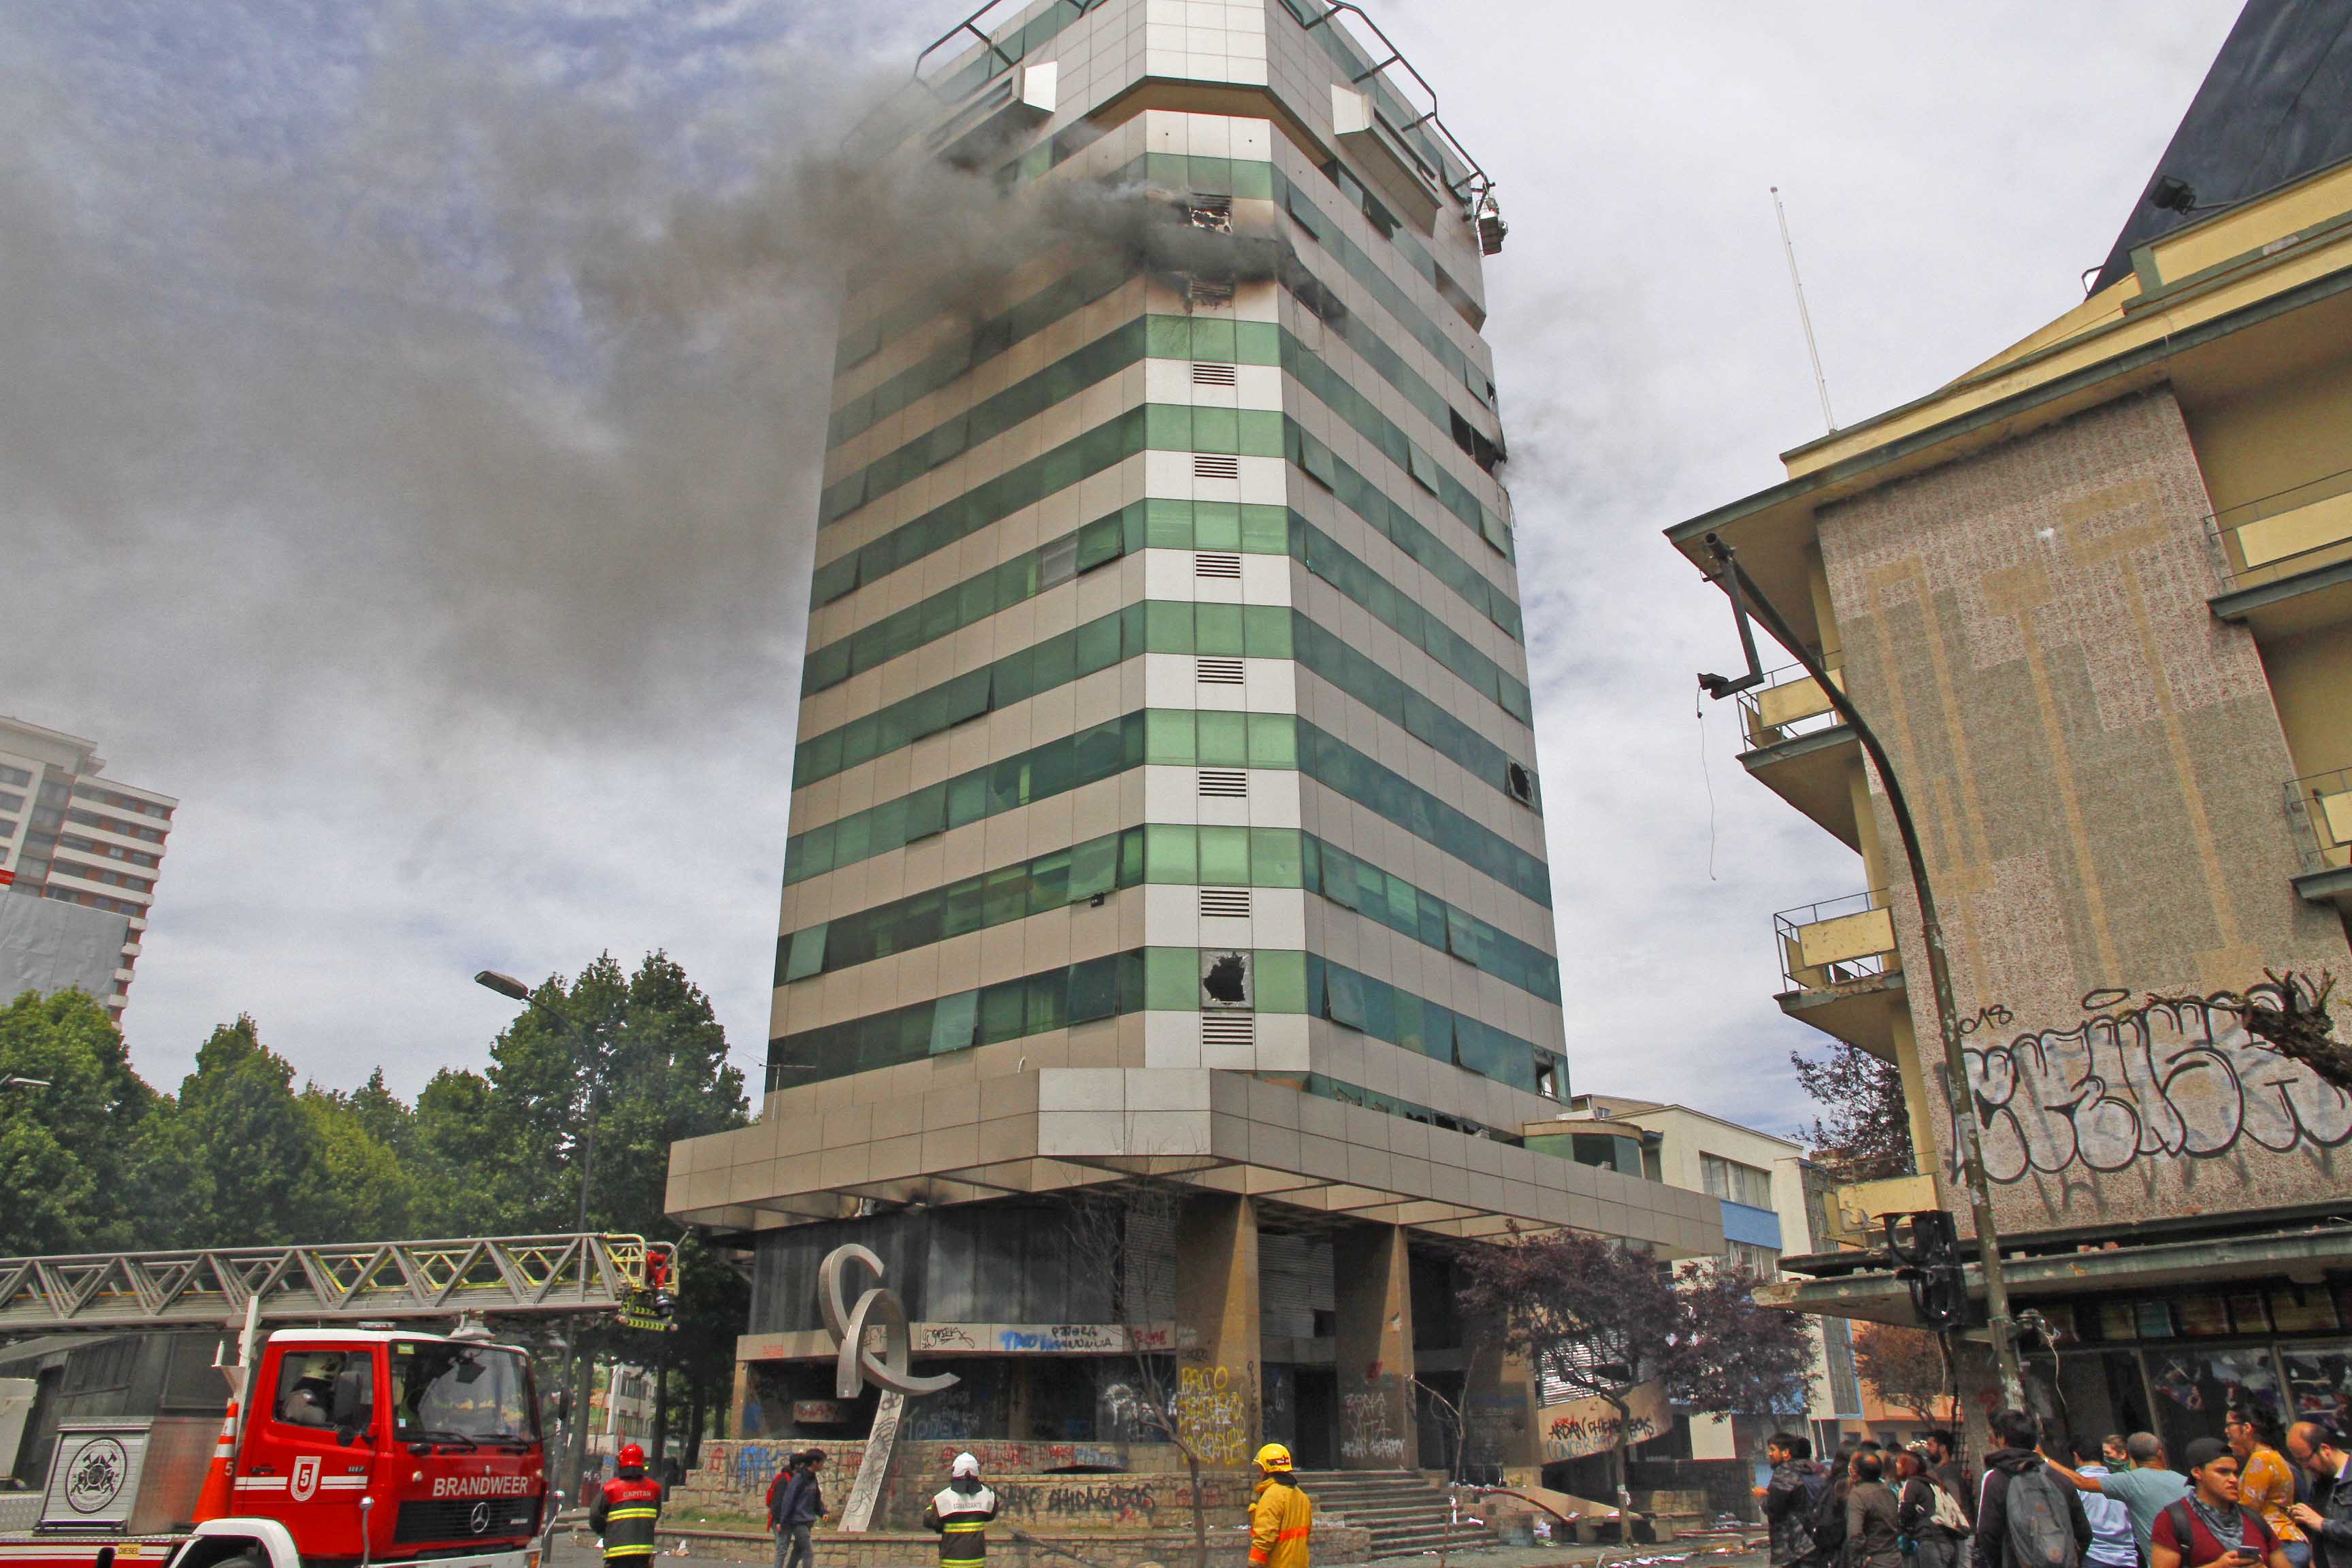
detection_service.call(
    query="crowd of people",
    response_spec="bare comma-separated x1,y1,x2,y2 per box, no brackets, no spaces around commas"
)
1759,1409,2352,1568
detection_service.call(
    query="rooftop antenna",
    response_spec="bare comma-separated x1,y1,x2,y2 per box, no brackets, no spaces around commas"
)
1771,186,1836,434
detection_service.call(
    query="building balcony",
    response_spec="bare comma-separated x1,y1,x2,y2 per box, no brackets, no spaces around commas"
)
2208,466,2352,634
2287,766,2352,911
1774,890,1907,1061
1735,662,1862,850
1812,1173,1940,1252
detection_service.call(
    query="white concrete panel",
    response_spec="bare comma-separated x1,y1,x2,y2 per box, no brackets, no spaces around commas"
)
1197,912,1252,949
1039,1109,1126,1157
1235,365,1283,408
1237,456,1288,504
1144,1010,1203,1068
1255,1012,1310,1071
1247,771,1301,828
1250,889,1307,949
1125,1068,1211,1111
1144,653,1201,709
1124,1110,1213,1157
1038,1068,1127,1111
1241,657,1295,709
1143,766,1202,823
1238,553,1292,603
1143,546,1200,602
1143,882,1201,947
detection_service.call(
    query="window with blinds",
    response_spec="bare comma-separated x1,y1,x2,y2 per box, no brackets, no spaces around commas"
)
1701,1152,1774,1209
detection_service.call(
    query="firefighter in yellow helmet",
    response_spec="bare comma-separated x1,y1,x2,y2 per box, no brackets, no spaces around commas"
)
1248,1443,1313,1568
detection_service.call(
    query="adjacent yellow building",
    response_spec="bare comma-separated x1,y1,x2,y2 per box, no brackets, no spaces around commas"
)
1665,27,2352,1447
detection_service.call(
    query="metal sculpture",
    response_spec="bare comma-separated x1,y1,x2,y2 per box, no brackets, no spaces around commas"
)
817,1243,957,1533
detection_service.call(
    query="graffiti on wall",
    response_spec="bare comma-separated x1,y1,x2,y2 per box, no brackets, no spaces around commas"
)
1538,1382,1669,1463
1339,1389,1406,1466
1173,1364,1252,1465
1964,984,2352,1182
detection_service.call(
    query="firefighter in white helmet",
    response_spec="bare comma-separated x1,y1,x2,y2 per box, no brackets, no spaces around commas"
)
924,1452,1000,1568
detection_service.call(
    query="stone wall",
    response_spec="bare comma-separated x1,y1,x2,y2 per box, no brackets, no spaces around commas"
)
677,1439,1241,1533
1816,387,2352,1235
580,1522,1371,1568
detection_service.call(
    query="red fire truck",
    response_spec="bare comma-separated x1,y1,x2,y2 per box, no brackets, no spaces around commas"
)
0,1234,674,1568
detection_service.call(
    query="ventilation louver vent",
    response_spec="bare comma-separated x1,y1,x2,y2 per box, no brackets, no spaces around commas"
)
1194,551,1242,579
1195,656,1244,685
1192,453,1240,480
1197,768,1247,798
1201,1013,1256,1049
1199,887,1252,919
1190,361,1238,387
1187,276,1236,308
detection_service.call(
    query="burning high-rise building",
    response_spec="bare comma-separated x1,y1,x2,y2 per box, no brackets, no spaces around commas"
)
669,0,1726,1470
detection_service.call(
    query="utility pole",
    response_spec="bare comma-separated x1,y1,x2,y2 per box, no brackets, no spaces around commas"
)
476,968,609,1495
1695,536,2025,1409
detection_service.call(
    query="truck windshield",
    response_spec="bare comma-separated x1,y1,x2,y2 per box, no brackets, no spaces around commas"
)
389,1341,539,1445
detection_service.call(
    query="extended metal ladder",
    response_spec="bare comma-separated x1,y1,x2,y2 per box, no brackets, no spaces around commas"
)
0,1233,665,1332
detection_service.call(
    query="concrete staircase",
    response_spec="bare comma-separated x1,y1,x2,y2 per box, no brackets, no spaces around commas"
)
1292,1471,1496,1560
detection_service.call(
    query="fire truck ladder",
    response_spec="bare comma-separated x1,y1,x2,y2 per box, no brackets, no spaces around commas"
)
0,1232,668,1333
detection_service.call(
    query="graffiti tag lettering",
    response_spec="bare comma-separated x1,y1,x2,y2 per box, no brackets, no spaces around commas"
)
1965,985,2352,1181
1339,1390,1405,1465
1173,1365,1251,1465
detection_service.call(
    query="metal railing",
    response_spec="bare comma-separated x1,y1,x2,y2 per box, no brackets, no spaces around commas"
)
2287,767,2352,874
0,1233,666,1333
1774,889,1899,992
1735,657,1848,750
2205,464,2352,593
906,0,1493,204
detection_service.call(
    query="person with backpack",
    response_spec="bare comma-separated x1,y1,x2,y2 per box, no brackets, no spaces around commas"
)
2150,1437,2296,1568
1848,1452,1907,1568
1812,1442,1862,1568
1976,1409,2092,1568
1761,1432,1830,1568
1900,1447,1974,1568
1928,1433,1979,1530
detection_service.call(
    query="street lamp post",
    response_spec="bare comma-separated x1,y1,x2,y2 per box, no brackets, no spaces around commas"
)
474,968,607,1494
1695,536,2027,1409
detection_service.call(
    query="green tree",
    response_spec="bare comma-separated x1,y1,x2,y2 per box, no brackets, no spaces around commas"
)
299,1083,417,1239
0,989,161,1254
140,1015,328,1245
408,1067,519,1236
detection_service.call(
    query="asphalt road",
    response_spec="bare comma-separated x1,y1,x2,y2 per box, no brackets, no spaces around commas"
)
544,1532,1771,1568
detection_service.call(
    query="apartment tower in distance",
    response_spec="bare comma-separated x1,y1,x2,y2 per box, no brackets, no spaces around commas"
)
670,0,1723,1475
0,715,176,1015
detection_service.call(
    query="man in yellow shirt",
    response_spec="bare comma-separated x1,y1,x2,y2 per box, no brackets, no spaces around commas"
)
1249,1444,1313,1568
2232,1410,2310,1568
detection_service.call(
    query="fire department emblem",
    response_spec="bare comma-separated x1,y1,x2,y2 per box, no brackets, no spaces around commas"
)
291,1455,321,1501
65,1438,129,1514
469,1502,492,1535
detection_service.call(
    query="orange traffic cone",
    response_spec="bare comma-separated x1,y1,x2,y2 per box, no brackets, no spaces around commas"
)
193,1398,240,1522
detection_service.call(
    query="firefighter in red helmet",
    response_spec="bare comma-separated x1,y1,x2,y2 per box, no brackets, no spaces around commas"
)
591,1443,664,1565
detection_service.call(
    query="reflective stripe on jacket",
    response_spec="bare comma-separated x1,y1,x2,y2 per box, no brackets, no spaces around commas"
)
591,1472,664,1561
1250,1475,1313,1568
924,1483,1000,1568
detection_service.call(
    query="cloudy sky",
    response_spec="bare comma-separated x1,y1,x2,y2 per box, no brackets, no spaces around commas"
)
1,0,2241,1135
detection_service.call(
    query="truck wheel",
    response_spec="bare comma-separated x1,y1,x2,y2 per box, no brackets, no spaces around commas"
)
212,1552,268,1568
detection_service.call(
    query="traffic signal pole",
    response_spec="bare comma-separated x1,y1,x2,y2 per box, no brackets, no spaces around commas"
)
1697,536,2026,1410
